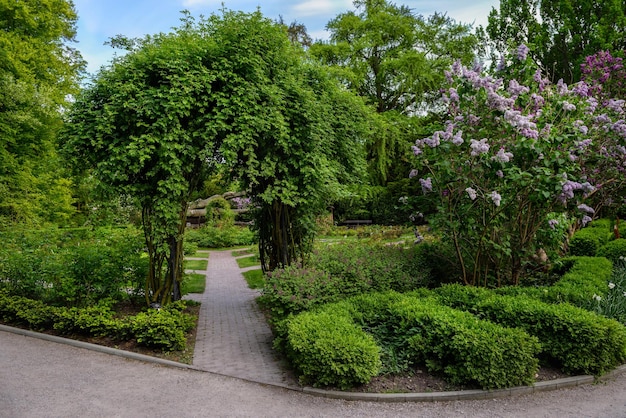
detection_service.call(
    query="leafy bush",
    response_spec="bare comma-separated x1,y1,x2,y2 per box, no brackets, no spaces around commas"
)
282,292,540,389
546,256,613,306
185,225,255,248
0,291,195,351
433,284,626,375
260,243,430,324
569,227,611,256
309,242,428,291
131,310,189,351
259,266,344,323
0,226,148,307
285,309,381,389
597,239,626,264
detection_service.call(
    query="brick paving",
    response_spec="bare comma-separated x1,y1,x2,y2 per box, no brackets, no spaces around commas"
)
188,250,297,387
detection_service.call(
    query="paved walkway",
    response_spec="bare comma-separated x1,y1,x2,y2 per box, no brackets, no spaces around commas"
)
186,250,296,387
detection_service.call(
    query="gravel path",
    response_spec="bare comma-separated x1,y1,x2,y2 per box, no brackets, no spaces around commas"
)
2,330,626,417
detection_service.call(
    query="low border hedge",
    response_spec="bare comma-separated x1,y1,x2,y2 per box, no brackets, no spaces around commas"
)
0,291,195,351
434,284,626,375
283,292,540,389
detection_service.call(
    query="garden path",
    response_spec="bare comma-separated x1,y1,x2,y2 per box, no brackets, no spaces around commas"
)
187,250,297,387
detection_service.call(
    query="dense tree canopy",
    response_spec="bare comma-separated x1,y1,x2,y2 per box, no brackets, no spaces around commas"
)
62,10,372,304
309,0,477,186
0,0,84,225
484,0,626,83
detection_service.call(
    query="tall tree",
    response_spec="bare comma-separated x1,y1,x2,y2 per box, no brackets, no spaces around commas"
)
309,0,477,185
0,0,84,225
62,10,371,304
484,0,626,83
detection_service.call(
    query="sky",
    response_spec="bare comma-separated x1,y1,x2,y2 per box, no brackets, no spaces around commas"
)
72,0,500,75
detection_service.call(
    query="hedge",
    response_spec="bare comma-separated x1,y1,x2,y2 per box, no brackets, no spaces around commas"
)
569,226,611,256
283,292,540,389
433,284,626,375
0,291,195,351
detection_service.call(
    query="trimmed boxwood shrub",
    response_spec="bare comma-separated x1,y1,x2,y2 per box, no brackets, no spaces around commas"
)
282,292,540,390
569,227,611,256
597,239,626,265
433,284,626,375
285,310,381,389
546,256,613,306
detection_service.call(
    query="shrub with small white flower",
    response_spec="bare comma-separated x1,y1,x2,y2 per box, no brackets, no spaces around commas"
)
587,258,626,325
410,45,626,287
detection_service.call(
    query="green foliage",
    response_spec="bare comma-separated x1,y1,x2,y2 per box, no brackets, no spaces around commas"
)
285,309,382,389
0,0,84,226
259,266,341,322
0,291,195,351
310,1,477,185
569,227,611,256
185,225,255,249
585,261,626,324
547,256,613,306
433,284,626,375
309,242,428,291
483,0,626,83
0,226,148,307
205,197,235,228
131,308,194,351
282,292,540,389
597,239,626,264
259,243,429,323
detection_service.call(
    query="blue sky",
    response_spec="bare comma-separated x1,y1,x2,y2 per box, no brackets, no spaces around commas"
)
73,0,499,75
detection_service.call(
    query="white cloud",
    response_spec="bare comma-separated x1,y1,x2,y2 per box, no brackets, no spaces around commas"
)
290,0,352,18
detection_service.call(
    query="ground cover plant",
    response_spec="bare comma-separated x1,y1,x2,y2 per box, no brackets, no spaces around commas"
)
182,273,206,294
183,259,208,271
0,291,198,353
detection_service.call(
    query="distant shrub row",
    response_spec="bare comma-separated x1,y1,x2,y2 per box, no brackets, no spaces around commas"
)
185,225,255,248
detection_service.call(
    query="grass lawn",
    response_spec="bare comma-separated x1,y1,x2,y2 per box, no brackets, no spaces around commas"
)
232,248,254,257
182,273,206,294
236,255,260,269
184,259,208,270
243,269,264,289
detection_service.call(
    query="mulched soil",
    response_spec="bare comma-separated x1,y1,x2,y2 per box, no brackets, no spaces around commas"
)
351,365,570,393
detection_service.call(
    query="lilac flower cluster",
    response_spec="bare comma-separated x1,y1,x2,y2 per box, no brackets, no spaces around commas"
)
470,138,490,156
419,177,432,194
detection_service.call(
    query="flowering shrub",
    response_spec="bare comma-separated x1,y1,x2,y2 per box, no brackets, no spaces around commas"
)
410,46,626,286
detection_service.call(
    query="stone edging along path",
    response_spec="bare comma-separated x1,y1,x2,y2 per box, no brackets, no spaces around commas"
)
2,323,626,404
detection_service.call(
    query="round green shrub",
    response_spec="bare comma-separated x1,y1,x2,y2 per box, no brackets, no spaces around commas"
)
285,310,381,389
569,227,610,256
597,239,626,265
